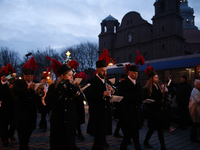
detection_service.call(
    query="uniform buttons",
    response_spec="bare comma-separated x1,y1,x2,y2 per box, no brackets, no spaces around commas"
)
65,109,67,111
70,88,72,90
65,98,67,100
59,91,61,93
105,106,107,108
64,121,66,123
29,97,31,99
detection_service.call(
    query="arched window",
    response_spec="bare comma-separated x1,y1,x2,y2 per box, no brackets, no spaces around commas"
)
144,52,148,60
117,57,120,63
186,19,190,25
104,26,107,32
129,54,133,62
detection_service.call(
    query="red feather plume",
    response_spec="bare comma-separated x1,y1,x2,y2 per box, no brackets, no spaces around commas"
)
6,63,15,74
73,71,90,80
98,49,115,66
0,66,6,74
45,56,62,77
68,60,79,70
124,64,131,74
134,50,145,65
23,57,38,71
144,64,154,74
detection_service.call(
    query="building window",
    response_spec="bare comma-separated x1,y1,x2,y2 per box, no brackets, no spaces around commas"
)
186,19,190,25
114,26,116,33
144,52,148,60
104,26,107,32
117,57,120,63
128,33,132,43
162,26,165,32
130,20,132,24
127,21,129,25
129,54,133,62
162,44,165,49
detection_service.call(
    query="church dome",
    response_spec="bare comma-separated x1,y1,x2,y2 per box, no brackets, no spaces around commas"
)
180,0,194,15
103,15,117,21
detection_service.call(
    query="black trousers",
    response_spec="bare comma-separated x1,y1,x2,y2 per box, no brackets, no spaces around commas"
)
144,128,166,149
177,105,188,128
17,129,33,150
190,122,200,141
120,130,141,150
92,134,106,150
0,116,15,143
114,119,122,134
39,112,47,129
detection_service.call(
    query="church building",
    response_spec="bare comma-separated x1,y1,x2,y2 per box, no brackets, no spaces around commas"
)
98,0,200,63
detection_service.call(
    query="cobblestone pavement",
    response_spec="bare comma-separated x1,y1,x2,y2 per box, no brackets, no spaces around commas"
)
0,105,200,150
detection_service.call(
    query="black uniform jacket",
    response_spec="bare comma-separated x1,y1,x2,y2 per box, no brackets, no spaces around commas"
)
144,85,166,130
12,79,41,131
118,77,143,132
45,81,81,149
0,82,15,123
85,75,112,136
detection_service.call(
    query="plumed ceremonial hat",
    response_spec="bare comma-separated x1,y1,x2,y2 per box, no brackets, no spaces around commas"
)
56,64,72,76
23,57,38,75
0,66,6,77
45,56,62,77
96,60,107,68
148,71,157,79
129,65,139,72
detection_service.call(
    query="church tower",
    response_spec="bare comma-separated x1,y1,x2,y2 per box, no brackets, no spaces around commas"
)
180,0,197,29
152,0,185,59
98,15,119,56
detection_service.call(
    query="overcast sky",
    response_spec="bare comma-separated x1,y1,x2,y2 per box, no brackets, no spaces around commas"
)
0,0,199,58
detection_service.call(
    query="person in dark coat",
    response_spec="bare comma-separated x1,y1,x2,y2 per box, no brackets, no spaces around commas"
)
0,71,16,147
37,76,50,131
175,75,192,130
143,71,167,150
75,91,85,140
45,64,82,150
12,68,44,150
85,60,114,150
113,74,126,138
118,65,143,150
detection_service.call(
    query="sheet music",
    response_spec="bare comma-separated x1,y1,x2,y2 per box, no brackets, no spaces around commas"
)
142,99,155,104
109,78,115,84
34,83,43,91
109,95,123,103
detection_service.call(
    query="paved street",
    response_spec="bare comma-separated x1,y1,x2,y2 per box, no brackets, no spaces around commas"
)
0,105,200,150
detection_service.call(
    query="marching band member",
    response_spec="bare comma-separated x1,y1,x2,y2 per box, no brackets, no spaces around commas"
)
85,60,114,150
143,71,167,150
0,65,16,147
12,57,44,150
45,64,81,150
118,65,143,150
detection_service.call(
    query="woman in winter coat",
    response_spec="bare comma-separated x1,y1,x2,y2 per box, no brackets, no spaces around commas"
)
143,71,167,150
189,79,200,142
